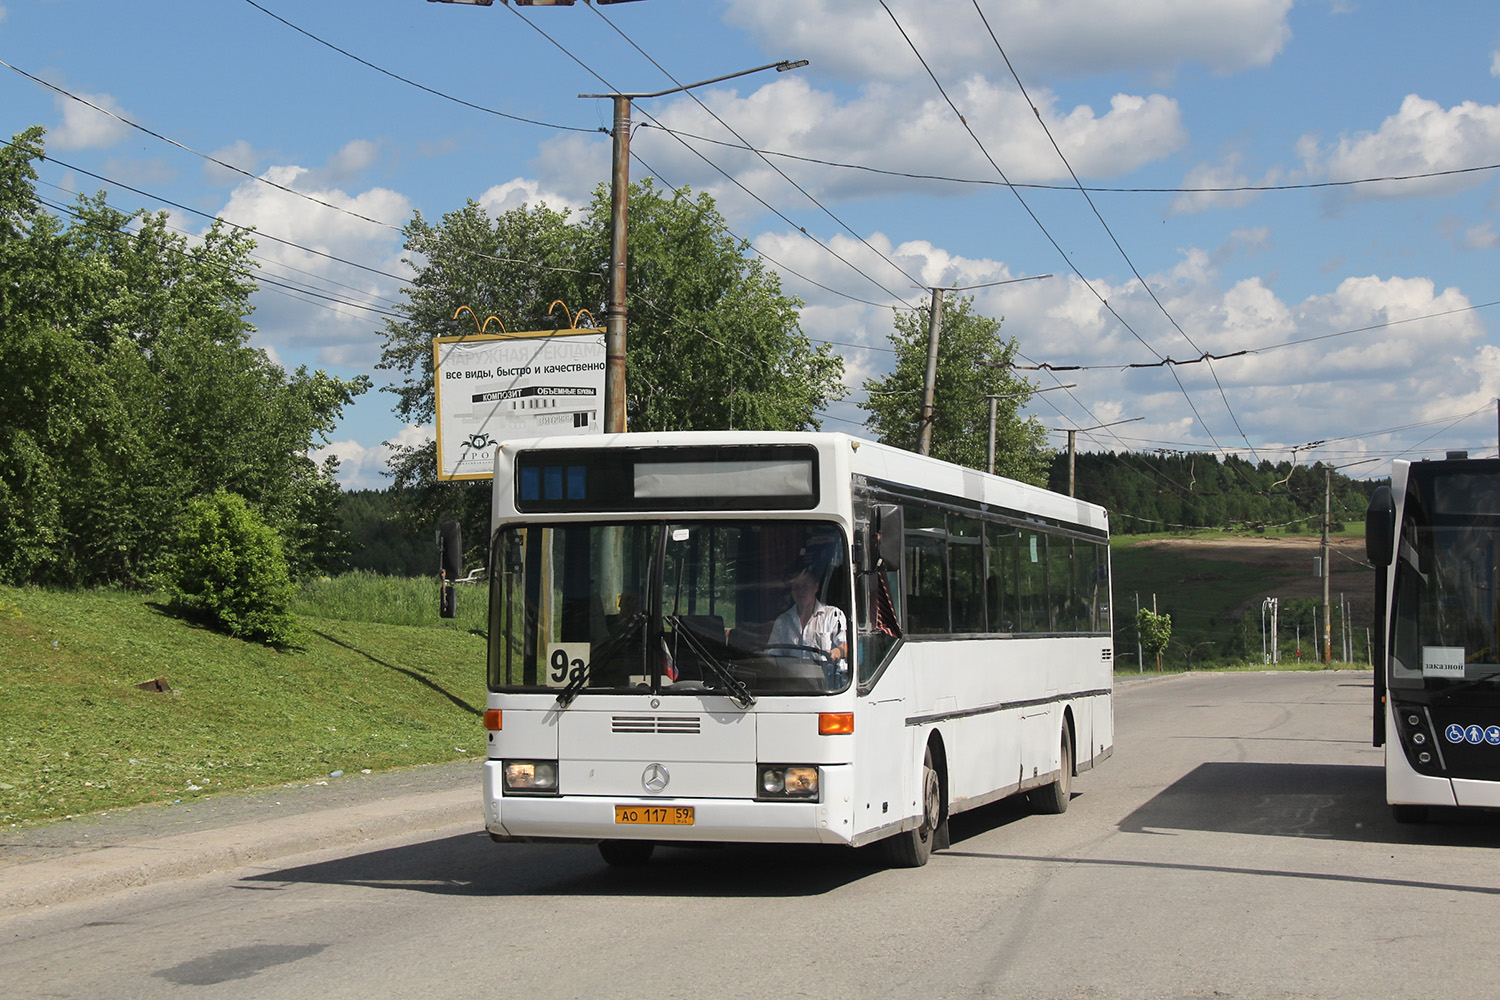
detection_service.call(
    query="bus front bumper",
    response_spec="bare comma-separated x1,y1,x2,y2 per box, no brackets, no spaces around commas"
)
482,760,855,846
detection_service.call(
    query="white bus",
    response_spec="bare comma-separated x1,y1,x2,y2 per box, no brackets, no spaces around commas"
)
481,431,1114,865
1367,454,1500,822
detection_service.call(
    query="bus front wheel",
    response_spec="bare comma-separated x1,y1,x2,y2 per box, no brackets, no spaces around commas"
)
599,839,655,866
1033,725,1073,815
881,746,942,868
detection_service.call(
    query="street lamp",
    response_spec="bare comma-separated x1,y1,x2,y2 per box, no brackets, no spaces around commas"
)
581,60,807,432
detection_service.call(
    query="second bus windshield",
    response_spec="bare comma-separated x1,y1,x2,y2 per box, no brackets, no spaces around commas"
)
490,520,852,697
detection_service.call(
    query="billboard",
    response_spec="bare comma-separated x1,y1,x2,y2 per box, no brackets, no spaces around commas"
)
433,329,606,481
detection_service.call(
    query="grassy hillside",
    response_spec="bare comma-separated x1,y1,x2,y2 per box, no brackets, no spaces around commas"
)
0,577,487,827
1110,526,1373,669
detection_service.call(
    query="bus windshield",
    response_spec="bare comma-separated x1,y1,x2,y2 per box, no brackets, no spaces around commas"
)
1390,466,1500,689
489,519,853,698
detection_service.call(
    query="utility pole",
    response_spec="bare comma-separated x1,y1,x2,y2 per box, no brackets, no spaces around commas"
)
580,60,806,433
917,287,943,456
1322,466,1332,663
984,382,1075,475
1045,417,1143,496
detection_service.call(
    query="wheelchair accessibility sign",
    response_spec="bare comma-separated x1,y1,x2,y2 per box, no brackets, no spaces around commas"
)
1444,723,1500,745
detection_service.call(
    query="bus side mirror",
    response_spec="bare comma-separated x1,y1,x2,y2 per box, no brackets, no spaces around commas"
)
1365,486,1394,569
439,520,462,618
874,504,903,570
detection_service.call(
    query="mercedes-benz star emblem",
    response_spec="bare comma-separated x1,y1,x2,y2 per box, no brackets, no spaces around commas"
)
642,763,670,793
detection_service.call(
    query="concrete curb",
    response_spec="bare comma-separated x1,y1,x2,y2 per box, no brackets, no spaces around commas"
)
0,788,480,915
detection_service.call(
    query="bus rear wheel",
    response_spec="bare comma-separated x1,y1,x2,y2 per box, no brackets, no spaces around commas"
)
881,746,942,868
599,839,655,866
1033,725,1073,815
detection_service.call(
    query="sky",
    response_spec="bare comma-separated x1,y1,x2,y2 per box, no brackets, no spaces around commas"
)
6,0,1500,496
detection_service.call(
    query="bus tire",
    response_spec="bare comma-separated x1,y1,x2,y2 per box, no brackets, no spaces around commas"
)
881,746,941,868
1033,724,1073,815
599,839,655,866
1392,803,1428,825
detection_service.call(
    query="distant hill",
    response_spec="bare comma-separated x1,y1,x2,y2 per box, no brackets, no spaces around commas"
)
1112,532,1372,669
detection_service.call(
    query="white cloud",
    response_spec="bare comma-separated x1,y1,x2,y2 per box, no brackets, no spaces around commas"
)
757,226,1496,463
477,177,586,217
316,424,432,490
585,75,1185,225
1171,153,1288,215
49,87,132,151
1301,94,1500,198
723,0,1293,83
215,156,413,366
204,140,262,186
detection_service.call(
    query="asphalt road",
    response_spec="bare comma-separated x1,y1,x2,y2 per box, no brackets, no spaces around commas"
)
4,671,1499,1000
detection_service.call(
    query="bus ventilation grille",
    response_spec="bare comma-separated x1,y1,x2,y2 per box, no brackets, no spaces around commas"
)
612,715,701,735
1101,648,1113,662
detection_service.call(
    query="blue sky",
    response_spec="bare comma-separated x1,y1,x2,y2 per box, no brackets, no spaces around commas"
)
6,0,1500,491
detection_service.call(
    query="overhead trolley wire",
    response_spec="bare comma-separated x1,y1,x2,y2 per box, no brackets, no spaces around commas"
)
588,2,930,294
967,0,1261,467
498,3,921,309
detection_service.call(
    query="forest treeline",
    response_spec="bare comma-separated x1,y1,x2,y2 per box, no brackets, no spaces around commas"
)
1047,451,1381,536
346,451,1385,579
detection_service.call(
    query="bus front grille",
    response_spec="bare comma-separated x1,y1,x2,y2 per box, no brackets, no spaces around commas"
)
612,715,701,735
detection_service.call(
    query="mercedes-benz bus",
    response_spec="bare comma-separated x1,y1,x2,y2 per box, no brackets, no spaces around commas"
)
1367,454,1500,822
481,431,1113,865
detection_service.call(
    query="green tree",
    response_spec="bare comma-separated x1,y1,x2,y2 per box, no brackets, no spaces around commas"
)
1136,607,1172,670
859,295,1050,484
376,179,845,550
575,178,845,433
0,127,367,586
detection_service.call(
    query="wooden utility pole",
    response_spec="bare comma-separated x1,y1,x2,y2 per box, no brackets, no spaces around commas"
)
581,60,807,433
1322,466,1332,663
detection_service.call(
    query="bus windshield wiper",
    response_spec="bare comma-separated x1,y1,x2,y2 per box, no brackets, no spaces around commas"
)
556,612,647,708
667,615,755,709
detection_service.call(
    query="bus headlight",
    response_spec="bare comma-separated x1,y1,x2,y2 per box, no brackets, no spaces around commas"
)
758,765,819,800
503,760,559,794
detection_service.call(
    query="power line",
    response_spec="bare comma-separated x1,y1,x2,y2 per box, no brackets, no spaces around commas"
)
241,0,602,135
644,124,1500,199
588,2,929,294
968,0,1260,467
494,3,920,308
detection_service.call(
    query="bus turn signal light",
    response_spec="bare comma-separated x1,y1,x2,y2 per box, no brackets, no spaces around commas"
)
818,712,853,735
484,709,502,731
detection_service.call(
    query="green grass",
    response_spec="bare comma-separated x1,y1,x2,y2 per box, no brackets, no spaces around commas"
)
0,577,487,827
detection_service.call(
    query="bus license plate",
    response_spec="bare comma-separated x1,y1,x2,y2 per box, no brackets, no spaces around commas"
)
615,805,694,826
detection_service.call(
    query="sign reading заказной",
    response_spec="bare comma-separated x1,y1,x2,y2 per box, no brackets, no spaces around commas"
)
433,330,605,481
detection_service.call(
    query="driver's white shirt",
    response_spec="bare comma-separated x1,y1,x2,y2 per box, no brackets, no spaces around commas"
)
769,602,847,663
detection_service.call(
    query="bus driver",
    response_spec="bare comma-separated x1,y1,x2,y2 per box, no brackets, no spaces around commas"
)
768,566,848,684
